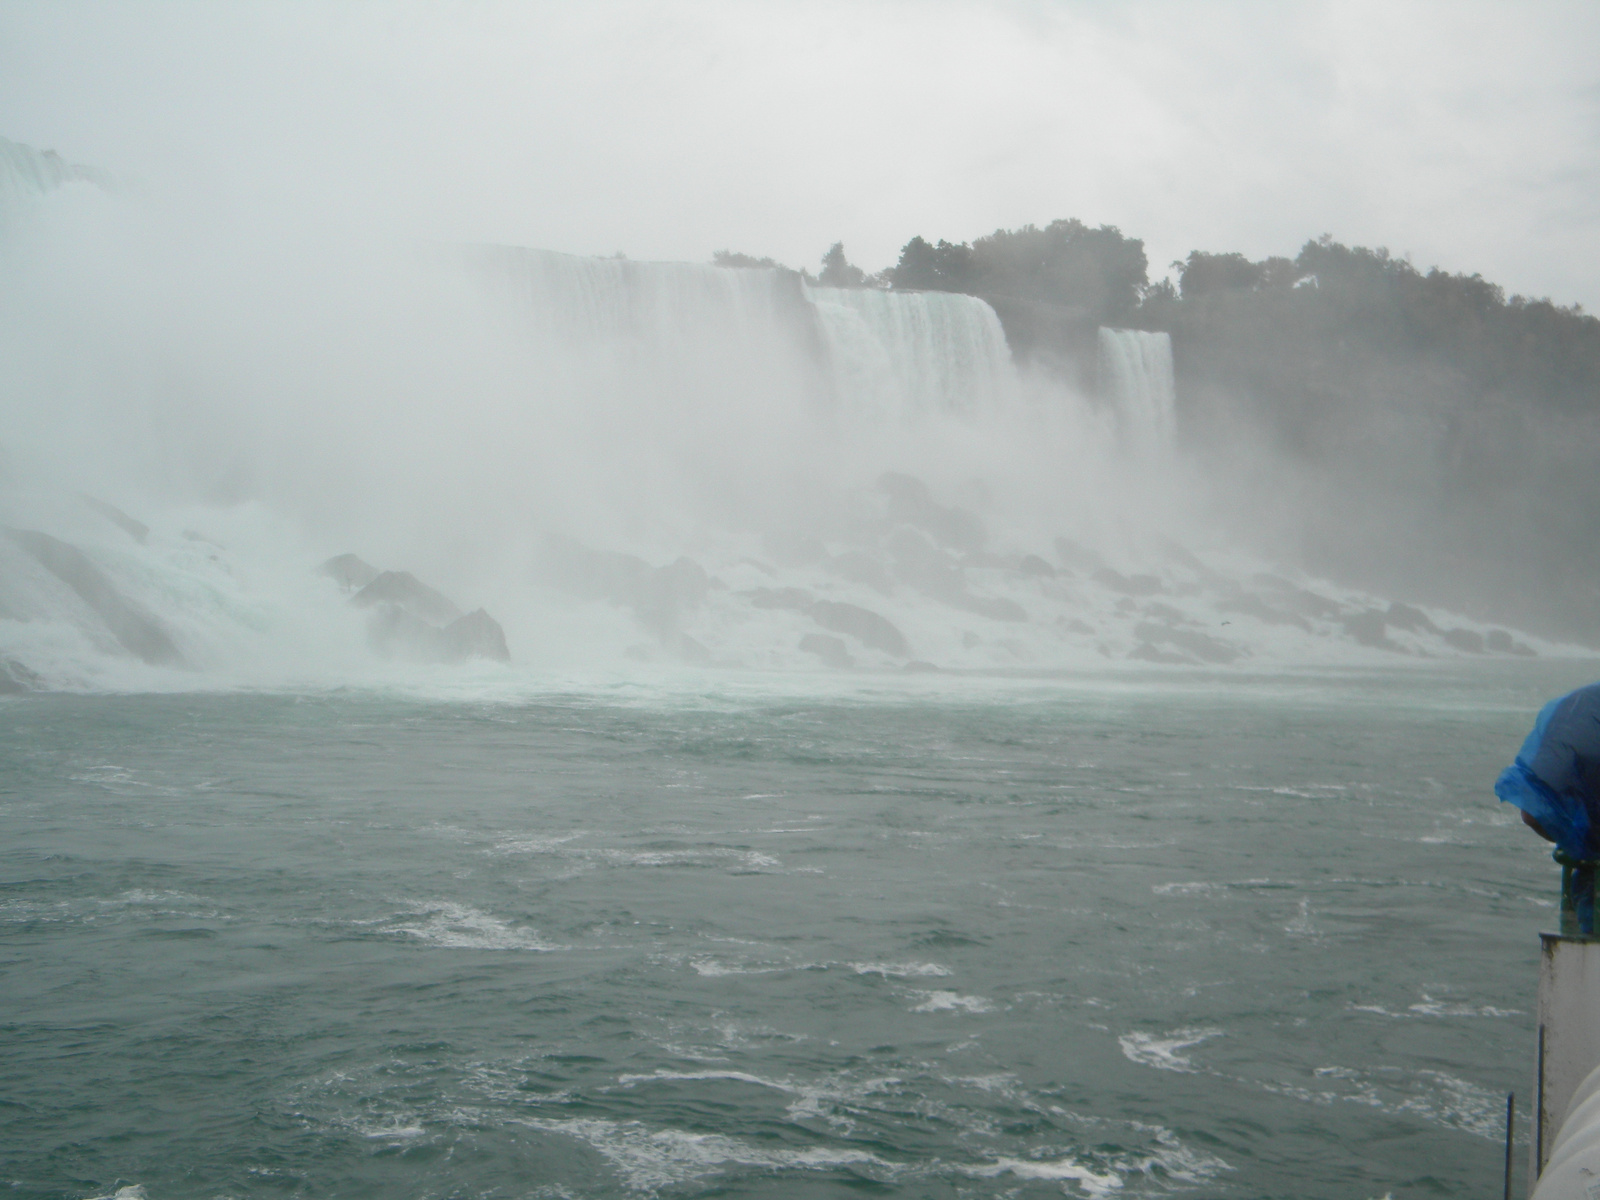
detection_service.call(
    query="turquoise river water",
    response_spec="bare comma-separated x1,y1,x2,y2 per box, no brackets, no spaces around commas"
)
2,662,1591,1199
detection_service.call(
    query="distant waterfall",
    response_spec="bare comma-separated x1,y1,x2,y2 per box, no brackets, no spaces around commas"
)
0,136,114,206
477,246,816,347
805,286,1018,420
1098,328,1176,457
473,247,1019,423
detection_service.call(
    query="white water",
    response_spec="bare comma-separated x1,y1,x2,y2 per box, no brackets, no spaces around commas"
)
1098,327,1177,461
0,138,1579,694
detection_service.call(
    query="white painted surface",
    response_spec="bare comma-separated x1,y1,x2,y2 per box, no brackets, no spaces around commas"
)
1532,936,1600,1194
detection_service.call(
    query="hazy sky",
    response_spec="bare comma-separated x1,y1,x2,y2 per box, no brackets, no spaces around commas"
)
3,0,1598,306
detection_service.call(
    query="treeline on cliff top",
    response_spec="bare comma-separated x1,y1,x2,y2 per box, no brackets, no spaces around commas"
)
716,225,1600,641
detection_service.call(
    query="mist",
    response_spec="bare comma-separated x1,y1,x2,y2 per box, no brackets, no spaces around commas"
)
1,2,1595,689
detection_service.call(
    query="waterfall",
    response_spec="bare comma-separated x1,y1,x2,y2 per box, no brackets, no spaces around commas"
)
1098,327,1176,457
804,286,1018,421
471,247,1019,423
0,136,114,206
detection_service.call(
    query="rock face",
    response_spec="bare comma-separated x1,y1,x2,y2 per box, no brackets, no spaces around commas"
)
441,609,511,663
79,495,148,544
544,536,714,639
810,600,909,658
799,632,852,668
351,571,463,626
879,472,987,554
318,553,381,593
5,528,184,667
328,556,509,664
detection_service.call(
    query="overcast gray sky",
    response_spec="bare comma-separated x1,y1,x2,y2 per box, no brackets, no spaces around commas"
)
3,0,1598,306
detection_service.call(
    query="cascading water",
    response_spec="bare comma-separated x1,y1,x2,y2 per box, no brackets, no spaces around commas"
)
804,285,1018,421
0,135,113,206
0,155,1567,691
1098,327,1176,459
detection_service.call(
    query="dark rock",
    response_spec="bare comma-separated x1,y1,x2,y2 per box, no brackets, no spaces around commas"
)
1143,602,1187,624
824,551,893,595
1095,568,1163,597
1218,593,1311,631
1385,602,1438,634
889,527,1026,621
352,571,462,626
761,530,826,567
79,495,148,544
0,657,41,694
810,600,909,657
748,586,815,611
4,528,184,666
1134,622,1241,664
878,472,987,553
1342,610,1393,649
1017,554,1057,579
1442,628,1485,653
1053,537,1104,573
318,553,382,593
1252,574,1344,619
543,536,711,637
799,632,852,668
1485,628,1536,656
677,634,712,664
441,609,510,663
1129,642,1195,665
364,604,442,660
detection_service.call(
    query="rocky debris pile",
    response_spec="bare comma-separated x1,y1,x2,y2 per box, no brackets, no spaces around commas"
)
318,556,510,665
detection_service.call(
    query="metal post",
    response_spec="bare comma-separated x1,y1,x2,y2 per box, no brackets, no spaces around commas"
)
1504,1091,1515,1200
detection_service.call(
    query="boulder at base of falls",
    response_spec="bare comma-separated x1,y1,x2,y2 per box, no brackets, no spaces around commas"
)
747,586,815,611
365,605,511,665
1094,567,1163,597
1133,622,1241,665
809,600,909,658
878,472,988,554
441,609,510,663
1342,610,1395,650
4,527,185,667
1128,642,1195,666
1218,593,1312,632
0,657,41,694
352,571,463,626
542,536,712,637
319,553,382,593
79,495,149,544
1486,628,1536,656
799,632,852,668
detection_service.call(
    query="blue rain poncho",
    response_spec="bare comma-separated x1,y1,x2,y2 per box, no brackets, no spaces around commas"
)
1496,682,1600,860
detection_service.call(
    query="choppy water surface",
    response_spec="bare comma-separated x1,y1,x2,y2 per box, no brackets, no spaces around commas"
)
2,663,1590,1199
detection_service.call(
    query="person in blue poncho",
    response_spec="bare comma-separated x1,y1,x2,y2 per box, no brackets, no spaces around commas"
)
1497,682,1600,858
1497,683,1600,934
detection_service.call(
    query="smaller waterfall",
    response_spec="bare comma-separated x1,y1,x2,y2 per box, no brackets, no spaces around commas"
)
0,136,115,206
1098,328,1176,458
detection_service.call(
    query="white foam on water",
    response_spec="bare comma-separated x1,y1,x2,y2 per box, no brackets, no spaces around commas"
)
1350,994,1521,1018
850,961,952,977
81,1188,148,1200
910,990,994,1014
963,1155,1125,1195
514,1116,897,1192
385,901,563,951
1118,1028,1223,1073
1150,881,1219,896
